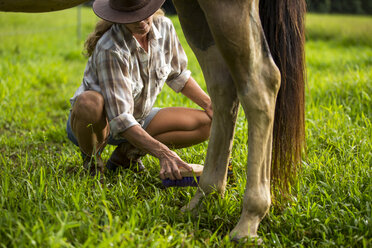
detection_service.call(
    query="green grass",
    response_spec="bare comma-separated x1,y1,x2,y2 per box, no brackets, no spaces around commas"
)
0,9,371,247
306,14,372,46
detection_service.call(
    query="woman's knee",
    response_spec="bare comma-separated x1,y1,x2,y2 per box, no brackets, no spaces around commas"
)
198,112,212,141
72,91,106,123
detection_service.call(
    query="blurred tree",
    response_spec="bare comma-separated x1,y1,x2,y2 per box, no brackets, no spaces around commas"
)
330,0,362,14
306,0,371,14
361,0,372,14
307,0,331,13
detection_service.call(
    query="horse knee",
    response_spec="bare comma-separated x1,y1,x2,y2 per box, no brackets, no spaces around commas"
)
262,59,281,95
238,72,279,124
208,83,239,118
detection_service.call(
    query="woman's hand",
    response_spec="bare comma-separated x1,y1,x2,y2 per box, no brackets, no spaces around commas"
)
158,150,192,180
122,125,193,181
204,104,213,120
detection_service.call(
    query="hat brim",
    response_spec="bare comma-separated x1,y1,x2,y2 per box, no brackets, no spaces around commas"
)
93,0,166,24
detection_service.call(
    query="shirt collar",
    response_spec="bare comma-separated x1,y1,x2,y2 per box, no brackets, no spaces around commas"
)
118,23,162,52
149,23,162,41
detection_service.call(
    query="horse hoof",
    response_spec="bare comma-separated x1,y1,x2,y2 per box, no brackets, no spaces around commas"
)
230,234,263,246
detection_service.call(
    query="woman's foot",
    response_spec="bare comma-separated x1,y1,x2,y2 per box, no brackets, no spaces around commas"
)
106,143,146,173
82,154,105,183
106,157,145,172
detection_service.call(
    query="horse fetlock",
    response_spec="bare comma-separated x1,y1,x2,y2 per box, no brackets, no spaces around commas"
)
244,184,271,213
181,182,226,214
198,180,224,196
229,213,261,242
230,192,270,241
181,188,205,212
244,197,270,220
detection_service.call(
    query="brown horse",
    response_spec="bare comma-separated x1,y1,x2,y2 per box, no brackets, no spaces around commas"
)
1,0,306,242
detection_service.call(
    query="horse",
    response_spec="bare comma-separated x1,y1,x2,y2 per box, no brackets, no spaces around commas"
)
0,0,306,242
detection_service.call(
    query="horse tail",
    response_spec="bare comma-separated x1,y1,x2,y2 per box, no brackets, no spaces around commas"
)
259,0,307,194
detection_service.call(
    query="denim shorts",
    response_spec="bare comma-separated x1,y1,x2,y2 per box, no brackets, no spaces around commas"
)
66,108,162,147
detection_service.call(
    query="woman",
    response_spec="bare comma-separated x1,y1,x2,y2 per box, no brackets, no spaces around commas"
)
66,0,213,181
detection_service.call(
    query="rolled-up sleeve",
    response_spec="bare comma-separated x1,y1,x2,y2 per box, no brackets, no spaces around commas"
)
95,49,140,139
165,25,191,93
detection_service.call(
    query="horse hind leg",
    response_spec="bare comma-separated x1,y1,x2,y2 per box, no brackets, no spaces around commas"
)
197,0,281,241
173,0,239,209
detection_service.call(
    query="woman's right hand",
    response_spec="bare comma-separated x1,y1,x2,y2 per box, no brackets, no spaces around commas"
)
158,150,192,180
121,125,193,180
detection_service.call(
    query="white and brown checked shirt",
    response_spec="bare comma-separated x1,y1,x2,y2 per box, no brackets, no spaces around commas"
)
70,16,191,140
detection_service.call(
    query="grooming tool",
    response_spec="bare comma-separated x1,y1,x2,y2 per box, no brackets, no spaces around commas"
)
161,164,203,187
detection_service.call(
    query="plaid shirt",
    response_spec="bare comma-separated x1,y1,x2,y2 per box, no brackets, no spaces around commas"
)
70,16,191,139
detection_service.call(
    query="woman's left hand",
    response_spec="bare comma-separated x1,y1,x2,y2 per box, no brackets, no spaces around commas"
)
204,104,213,120
181,77,213,120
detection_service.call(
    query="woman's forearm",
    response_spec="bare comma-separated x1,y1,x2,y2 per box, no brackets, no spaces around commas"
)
181,76,211,111
121,125,168,159
120,125,192,180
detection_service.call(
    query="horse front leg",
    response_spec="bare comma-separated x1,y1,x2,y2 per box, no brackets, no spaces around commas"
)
173,0,239,209
183,52,239,210
197,0,281,241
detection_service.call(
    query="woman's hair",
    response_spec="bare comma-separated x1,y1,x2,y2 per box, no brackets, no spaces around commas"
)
84,9,165,57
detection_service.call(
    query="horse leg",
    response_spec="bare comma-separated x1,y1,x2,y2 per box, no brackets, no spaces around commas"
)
173,0,239,209
196,0,281,240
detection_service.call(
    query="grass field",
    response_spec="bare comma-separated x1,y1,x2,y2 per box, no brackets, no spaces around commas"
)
0,9,371,247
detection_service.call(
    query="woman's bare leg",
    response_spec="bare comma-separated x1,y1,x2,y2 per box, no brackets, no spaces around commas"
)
70,91,109,158
107,107,211,171
145,107,211,148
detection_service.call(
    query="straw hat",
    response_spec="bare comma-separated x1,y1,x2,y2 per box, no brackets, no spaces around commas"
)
93,0,166,24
